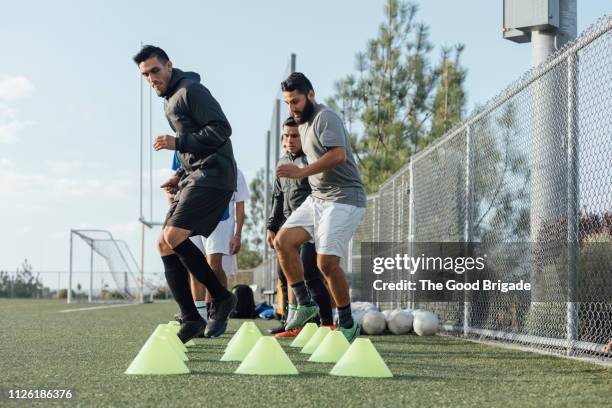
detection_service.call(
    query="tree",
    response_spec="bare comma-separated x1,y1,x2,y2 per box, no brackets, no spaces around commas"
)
0,259,48,298
326,0,467,193
426,44,467,144
239,168,266,268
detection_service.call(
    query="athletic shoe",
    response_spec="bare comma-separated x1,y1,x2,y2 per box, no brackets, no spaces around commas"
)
177,318,207,343
204,293,237,338
285,303,319,331
336,321,360,342
268,323,286,335
321,323,337,330
275,326,303,338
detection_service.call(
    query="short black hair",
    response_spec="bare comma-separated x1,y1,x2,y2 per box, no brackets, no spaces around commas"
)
281,72,313,95
133,45,169,65
283,116,298,128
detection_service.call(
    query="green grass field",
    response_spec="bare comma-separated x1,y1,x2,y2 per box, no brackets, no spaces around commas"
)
1,299,610,407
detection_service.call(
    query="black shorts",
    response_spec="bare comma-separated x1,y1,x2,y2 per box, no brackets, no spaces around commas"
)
164,185,233,238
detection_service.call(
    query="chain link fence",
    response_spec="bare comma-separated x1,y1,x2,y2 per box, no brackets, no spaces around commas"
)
254,17,612,363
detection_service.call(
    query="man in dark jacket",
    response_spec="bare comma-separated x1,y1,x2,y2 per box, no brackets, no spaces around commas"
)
133,45,237,342
266,117,334,337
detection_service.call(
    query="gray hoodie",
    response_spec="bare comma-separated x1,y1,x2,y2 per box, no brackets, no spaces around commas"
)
163,68,237,192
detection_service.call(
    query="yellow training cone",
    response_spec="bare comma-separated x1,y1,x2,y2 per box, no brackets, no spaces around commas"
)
300,326,331,354
153,325,187,353
125,335,189,375
235,337,298,375
167,320,180,326
155,334,188,361
308,331,350,363
221,326,262,361
289,323,318,348
329,338,392,378
226,321,260,350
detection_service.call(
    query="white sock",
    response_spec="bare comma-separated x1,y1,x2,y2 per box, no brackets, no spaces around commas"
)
195,300,207,320
286,305,297,324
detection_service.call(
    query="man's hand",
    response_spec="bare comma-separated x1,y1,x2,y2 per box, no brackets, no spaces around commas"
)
276,163,305,179
230,234,241,255
153,135,177,151
266,230,276,249
161,176,180,194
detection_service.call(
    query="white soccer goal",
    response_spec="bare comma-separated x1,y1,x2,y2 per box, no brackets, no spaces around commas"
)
67,229,155,303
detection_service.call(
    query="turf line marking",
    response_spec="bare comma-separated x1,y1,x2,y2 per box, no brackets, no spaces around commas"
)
59,303,138,313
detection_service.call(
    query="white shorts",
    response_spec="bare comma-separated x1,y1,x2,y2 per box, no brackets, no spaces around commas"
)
189,228,238,276
204,218,234,255
281,196,366,258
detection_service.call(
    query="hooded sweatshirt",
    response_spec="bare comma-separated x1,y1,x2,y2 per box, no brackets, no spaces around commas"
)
266,150,312,233
163,68,237,192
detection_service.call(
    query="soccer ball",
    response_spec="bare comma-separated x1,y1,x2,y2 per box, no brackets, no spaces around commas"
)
351,302,378,326
413,311,439,336
381,309,393,321
361,311,387,335
387,310,413,335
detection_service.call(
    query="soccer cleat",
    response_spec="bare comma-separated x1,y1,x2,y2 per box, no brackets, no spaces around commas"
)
285,303,319,331
268,322,287,335
336,321,360,343
204,293,237,338
275,327,303,338
177,318,207,343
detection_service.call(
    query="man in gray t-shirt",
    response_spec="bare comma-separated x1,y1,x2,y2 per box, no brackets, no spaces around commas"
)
275,72,366,342
298,103,366,208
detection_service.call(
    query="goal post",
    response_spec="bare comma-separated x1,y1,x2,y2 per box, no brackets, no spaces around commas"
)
67,229,144,304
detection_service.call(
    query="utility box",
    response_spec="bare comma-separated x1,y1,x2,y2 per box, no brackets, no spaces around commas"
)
503,0,560,43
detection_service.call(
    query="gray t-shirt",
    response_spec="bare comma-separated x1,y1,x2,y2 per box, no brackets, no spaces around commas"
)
298,104,366,207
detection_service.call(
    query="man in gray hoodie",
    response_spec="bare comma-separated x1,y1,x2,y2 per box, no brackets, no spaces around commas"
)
133,45,237,342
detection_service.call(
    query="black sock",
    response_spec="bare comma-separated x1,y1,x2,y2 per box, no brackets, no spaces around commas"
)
172,239,230,302
337,304,354,329
306,278,333,325
290,281,313,306
161,255,199,321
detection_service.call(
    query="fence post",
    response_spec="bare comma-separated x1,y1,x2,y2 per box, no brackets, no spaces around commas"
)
566,52,579,356
408,161,416,310
463,124,473,337
68,230,73,304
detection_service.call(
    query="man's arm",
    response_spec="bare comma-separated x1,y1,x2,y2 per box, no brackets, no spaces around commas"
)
276,146,345,179
175,84,232,154
230,201,245,254
267,175,285,233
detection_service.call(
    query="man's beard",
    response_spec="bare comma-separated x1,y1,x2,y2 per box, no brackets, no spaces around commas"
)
294,98,315,124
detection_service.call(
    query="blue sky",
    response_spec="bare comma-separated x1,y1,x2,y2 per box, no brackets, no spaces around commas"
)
1,1,609,290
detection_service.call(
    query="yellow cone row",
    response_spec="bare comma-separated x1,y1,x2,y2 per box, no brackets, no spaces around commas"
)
125,321,392,377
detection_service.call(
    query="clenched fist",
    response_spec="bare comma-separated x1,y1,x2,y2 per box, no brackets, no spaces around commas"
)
153,135,176,151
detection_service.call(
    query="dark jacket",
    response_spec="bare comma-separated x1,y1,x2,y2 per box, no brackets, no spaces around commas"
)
163,68,237,191
267,151,312,233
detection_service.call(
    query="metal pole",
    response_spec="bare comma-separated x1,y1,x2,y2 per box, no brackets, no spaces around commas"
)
139,41,144,222
88,245,93,302
149,82,153,222
140,223,145,303
68,230,73,304
529,0,577,333
463,125,472,337
274,99,281,161
290,53,296,73
263,130,271,261
566,52,579,356
408,162,415,310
